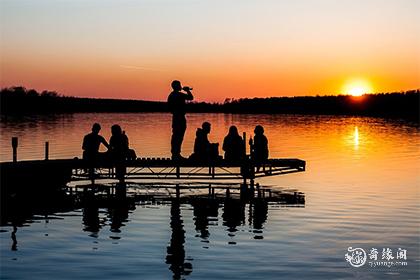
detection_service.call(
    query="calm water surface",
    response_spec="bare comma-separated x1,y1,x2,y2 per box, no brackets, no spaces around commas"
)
0,113,419,279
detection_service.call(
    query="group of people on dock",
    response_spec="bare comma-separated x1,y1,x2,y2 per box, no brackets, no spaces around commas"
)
82,80,269,162
82,123,136,162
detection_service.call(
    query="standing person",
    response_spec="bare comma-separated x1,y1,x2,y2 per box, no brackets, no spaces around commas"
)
222,125,244,161
82,123,109,161
167,80,194,160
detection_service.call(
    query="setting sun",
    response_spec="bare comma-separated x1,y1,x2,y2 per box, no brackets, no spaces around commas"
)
343,79,373,96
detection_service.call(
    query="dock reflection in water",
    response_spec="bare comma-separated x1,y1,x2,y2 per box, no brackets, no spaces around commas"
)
1,183,304,279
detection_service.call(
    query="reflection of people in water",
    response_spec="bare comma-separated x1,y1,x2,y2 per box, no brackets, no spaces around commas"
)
82,123,109,161
250,125,269,161
222,125,244,161
82,196,102,238
11,226,17,251
166,200,192,279
222,199,245,237
168,80,194,160
250,199,268,239
83,206,101,237
108,201,133,234
192,199,219,242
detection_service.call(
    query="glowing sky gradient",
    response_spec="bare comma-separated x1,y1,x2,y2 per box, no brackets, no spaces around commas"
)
0,0,419,101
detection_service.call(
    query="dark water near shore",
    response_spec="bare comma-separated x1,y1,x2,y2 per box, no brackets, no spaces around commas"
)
0,113,419,279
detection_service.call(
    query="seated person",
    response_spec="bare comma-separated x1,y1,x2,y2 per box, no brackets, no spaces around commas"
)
250,125,269,162
109,124,137,180
82,123,109,162
190,122,219,160
109,124,137,161
222,125,244,161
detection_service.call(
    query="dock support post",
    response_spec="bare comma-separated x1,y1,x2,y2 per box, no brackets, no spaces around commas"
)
176,184,180,199
242,132,247,156
45,141,49,160
12,137,18,162
176,166,180,179
256,183,261,198
240,182,247,200
250,179,255,198
116,181,126,198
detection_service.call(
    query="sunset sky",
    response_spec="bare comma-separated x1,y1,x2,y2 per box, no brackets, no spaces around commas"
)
0,0,419,101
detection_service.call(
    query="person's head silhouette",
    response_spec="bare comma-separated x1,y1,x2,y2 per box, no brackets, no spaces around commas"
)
171,80,182,91
228,125,239,136
92,123,101,134
111,124,122,136
254,125,264,135
202,122,211,134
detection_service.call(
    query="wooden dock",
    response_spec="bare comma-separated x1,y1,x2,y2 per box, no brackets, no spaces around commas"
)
0,157,305,193
72,157,305,181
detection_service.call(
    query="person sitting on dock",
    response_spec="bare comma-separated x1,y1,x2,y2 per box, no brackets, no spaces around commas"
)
109,124,136,161
190,122,219,161
82,123,109,162
250,125,269,162
222,125,244,161
109,124,137,180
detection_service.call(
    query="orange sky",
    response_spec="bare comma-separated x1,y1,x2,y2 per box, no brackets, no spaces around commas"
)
0,0,419,102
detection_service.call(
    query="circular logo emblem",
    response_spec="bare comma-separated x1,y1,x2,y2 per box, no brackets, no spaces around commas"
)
345,247,367,267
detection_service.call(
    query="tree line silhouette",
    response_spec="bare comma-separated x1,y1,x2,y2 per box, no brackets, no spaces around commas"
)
1,86,418,121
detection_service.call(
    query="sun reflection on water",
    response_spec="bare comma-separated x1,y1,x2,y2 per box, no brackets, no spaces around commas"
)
354,126,359,150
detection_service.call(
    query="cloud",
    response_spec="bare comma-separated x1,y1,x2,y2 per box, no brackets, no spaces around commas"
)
119,64,164,72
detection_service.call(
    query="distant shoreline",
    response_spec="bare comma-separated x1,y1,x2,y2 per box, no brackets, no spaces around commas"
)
1,86,419,122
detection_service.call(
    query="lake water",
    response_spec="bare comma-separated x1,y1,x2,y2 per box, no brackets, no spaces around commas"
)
0,113,419,279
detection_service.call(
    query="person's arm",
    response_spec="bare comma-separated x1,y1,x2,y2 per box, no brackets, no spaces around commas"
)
82,136,87,150
123,134,129,150
182,87,194,101
222,137,228,152
100,136,110,150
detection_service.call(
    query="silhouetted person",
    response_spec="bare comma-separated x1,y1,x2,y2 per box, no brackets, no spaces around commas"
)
190,122,219,160
109,124,132,180
82,123,109,161
168,80,194,160
222,126,244,161
108,125,136,160
250,125,269,162
109,124,128,159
